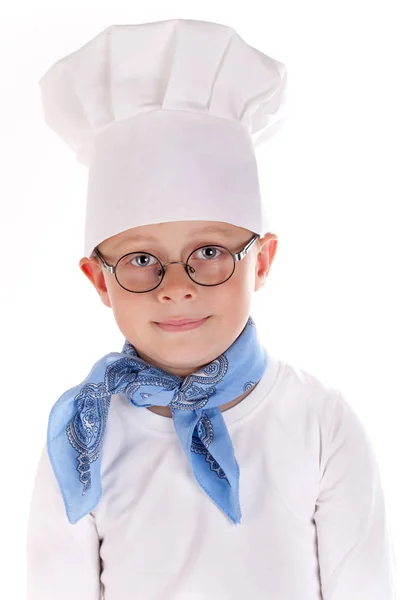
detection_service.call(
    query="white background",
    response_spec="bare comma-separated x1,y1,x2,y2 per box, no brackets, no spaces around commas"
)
1,1,399,597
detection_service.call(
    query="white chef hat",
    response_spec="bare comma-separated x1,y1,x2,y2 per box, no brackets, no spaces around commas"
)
38,18,287,259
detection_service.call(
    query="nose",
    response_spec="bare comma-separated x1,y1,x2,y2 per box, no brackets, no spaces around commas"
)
156,261,196,299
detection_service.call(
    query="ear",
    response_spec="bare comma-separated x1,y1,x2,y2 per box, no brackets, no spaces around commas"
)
78,257,112,308
254,233,278,292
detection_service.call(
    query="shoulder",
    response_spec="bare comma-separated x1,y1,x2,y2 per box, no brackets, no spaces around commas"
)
272,355,372,452
265,356,381,494
269,355,342,417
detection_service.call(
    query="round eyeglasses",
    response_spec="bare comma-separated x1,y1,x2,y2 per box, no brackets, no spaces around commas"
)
92,233,260,293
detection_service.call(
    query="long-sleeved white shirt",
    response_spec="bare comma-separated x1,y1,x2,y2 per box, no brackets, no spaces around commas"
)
26,353,396,599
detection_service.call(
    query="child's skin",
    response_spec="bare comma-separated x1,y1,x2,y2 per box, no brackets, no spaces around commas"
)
79,220,278,417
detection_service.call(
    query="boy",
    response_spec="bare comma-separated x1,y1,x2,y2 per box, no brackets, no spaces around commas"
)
26,18,396,600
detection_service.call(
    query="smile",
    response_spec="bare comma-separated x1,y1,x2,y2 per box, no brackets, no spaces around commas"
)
155,317,210,332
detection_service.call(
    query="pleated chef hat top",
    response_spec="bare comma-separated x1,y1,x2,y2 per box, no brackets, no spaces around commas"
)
38,19,287,258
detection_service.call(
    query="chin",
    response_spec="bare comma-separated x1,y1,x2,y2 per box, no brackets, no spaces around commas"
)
159,346,216,371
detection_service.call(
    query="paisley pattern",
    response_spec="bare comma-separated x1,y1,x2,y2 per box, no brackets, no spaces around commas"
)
47,314,268,525
66,383,111,495
65,355,181,494
243,381,256,392
170,355,228,410
191,413,227,479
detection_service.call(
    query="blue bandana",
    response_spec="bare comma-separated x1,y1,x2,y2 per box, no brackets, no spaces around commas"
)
47,315,268,525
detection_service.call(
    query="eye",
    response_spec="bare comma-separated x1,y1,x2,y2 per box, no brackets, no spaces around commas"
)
129,254,158,267
193,246,222,260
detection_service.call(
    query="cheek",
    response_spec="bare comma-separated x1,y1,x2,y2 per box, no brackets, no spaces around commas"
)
110,296,149,341
105,280,139,320
226,263,255,296
208,269,253,313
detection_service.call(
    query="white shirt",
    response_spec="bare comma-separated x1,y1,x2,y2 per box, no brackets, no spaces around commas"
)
26,354,396,599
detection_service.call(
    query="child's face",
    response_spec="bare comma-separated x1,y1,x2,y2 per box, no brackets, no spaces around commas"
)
79,221,277,378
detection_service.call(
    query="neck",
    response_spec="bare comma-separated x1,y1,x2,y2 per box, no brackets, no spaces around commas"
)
146,381,259,418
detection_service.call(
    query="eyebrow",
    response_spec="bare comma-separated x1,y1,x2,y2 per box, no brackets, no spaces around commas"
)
112,224,234,249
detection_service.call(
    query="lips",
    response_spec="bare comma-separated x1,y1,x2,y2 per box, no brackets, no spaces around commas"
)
155,316,210,332
157,318,207,325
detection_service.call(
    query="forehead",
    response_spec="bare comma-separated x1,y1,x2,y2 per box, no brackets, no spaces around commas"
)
100,221,250,251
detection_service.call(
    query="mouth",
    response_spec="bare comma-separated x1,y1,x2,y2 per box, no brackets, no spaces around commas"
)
154,316,210,332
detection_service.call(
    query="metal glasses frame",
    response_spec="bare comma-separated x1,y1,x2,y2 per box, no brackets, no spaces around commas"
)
92,233,260,293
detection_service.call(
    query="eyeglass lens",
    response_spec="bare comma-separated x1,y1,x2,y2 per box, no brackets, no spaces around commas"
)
115,245,235,292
